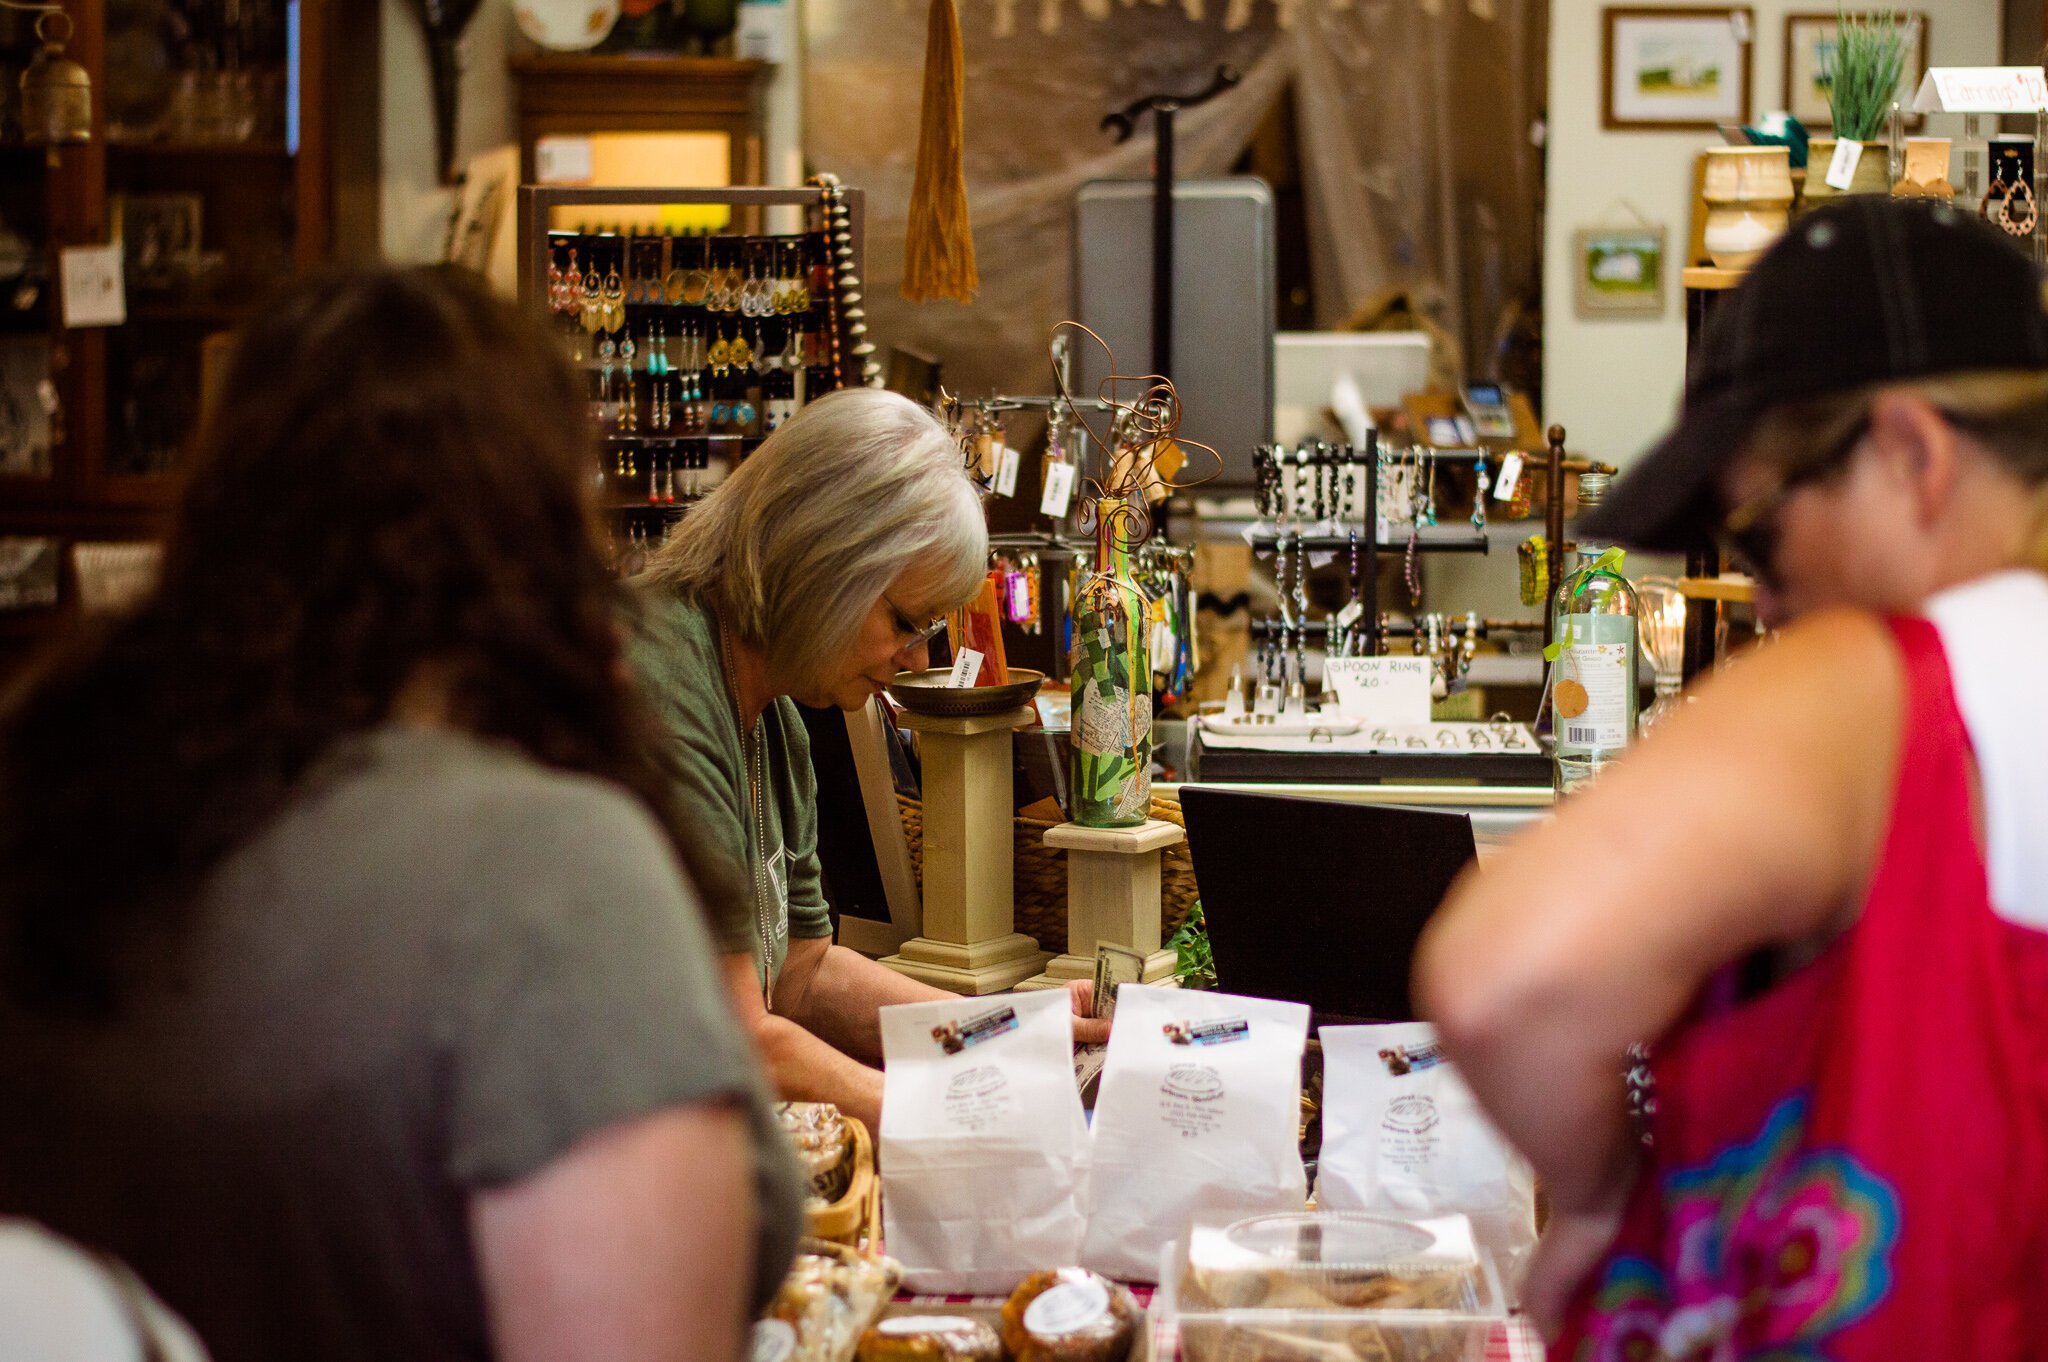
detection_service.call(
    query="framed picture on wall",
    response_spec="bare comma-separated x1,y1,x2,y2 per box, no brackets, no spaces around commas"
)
1574,227,1668,318
1602,7,1755,131
1783,12,1929,131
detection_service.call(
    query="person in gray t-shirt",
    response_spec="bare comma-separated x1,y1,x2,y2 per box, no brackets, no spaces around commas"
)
0,269,803,1362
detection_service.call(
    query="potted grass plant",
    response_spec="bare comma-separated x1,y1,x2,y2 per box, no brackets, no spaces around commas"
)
1806,9,1913,201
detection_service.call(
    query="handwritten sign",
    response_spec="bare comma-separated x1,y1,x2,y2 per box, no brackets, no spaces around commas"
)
1913,67,2048,115
1323,656,1433,724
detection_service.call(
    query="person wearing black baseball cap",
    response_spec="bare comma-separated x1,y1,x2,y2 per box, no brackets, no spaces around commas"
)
1417,195,2048,1352
1583,195,2048,625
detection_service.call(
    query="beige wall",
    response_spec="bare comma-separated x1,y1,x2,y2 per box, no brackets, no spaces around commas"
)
1541,0,2004,470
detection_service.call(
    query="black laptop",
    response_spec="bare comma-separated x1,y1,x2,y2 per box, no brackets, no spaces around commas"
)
1177,787,1478,1025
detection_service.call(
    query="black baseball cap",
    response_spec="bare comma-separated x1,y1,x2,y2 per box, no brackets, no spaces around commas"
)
1579,196,2048,550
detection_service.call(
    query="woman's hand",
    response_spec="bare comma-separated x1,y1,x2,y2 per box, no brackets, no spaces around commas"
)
1064,980,1112,1046
1523,1177,1634,1336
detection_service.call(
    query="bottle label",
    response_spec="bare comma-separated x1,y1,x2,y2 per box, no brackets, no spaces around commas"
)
1554,613,1634,754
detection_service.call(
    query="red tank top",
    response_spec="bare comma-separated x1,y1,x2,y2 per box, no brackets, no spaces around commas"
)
1554,616,2048,1361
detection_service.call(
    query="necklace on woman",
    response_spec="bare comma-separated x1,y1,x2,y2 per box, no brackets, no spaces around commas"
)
717,612,776,1009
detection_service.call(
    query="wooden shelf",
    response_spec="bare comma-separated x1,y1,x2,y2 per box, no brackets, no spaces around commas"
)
1679,574,1757,603
1682,266,1747,290
107,138,293,158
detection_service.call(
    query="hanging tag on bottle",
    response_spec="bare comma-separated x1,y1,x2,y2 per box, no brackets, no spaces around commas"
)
1494,452,1524,501
994,441,1021,497
1040,461,1076,518
947,648,985,688
1825,138,1864,192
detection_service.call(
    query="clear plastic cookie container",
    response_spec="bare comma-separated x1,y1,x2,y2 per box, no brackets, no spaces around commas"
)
1154,1211,1509,1362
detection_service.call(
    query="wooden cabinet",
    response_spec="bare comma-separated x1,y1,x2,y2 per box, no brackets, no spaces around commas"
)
0,0,377,673
510,54,769,189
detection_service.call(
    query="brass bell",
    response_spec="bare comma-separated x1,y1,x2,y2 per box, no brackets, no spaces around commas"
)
20,10,92,147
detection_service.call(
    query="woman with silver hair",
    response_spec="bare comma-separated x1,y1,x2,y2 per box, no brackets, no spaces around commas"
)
632,388,1107,1128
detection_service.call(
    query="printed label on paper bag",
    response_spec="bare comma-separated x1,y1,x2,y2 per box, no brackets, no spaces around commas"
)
1377,1039,1446,1075
1493,452,1523,501
947,648,984,688
1825,138,1864,192
1040,461,1077,518
1160,1062,1227,1137
994,441,1020,497
930,1004,1017,1054
1022,1278,1111,1337
941,1065,1013,1133
1164,1017,1250,1047
1324,656,1434,724
1379,1094,1445,1176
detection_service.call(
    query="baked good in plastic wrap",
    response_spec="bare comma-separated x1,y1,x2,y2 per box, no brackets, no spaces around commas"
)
778,1101,855,1205
1165,1213,1505,1362
855,1314,1005,1361
1000,1268,1139,1362
754,1238,903,1362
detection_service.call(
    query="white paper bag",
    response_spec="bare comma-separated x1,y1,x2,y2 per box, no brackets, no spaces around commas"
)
1081,985,1311,1283
879,989,1089,1293
1315,1023,1537,1295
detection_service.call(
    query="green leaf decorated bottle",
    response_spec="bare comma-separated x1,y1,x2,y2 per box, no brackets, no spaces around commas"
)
1548,472,1640,797
1070,496,1152,827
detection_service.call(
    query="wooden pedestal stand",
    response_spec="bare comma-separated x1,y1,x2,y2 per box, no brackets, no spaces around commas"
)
1018,819,1183,991
879,708,1051,994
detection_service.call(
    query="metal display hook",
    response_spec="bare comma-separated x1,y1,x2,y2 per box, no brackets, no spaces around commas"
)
1100,64,1243,385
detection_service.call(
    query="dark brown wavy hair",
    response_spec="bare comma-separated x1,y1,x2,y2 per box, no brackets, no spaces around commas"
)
0,266,737,1014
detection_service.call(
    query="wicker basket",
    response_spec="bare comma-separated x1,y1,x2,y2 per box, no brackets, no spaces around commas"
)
803,1116,879,1250
897,795,1199,956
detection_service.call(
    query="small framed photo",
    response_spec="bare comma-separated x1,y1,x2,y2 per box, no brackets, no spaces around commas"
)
118,192,204,292
1783,12,1928,132
0,537,60,611
1603,7,1755,131
1574,226,1668,318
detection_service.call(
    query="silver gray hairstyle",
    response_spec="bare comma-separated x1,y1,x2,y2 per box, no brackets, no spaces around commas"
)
646,387,988,691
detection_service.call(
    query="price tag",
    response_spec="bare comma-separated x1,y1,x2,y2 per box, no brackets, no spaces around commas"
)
1334,600,1364,629
1004,571,1032,622
1728,9,1750,43
1151,616,1176,661
59,245,126,328
1494,452,1523,501
1323,656,1434,724
1040,461,1076,519
1825,138,1864,192
947,648,984,688
534,135,595,185
994,441,1020,497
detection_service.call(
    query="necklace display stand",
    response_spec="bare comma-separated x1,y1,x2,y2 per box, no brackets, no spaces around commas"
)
1017,818,1182,992
880,707,1051,994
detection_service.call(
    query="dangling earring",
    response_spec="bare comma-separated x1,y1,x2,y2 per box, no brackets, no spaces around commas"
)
1981,177,2012,225
2002,176,2038,237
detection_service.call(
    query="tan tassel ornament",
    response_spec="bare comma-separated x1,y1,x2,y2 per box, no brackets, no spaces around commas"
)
902,0,980,304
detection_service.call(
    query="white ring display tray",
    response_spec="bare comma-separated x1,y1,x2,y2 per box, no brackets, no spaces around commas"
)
1198,713,1364,739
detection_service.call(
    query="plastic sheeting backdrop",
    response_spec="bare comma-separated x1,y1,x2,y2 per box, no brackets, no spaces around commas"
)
802,0,1547,405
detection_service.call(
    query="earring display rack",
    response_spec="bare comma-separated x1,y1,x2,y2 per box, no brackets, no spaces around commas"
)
518,184,872,572
1243,427,1613,685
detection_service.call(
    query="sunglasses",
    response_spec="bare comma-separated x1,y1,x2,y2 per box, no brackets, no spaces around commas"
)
1717,412,1869,589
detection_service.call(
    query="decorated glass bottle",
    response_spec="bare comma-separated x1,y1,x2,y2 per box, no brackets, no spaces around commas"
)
1548,472,1641,796
1069,496,1153,827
